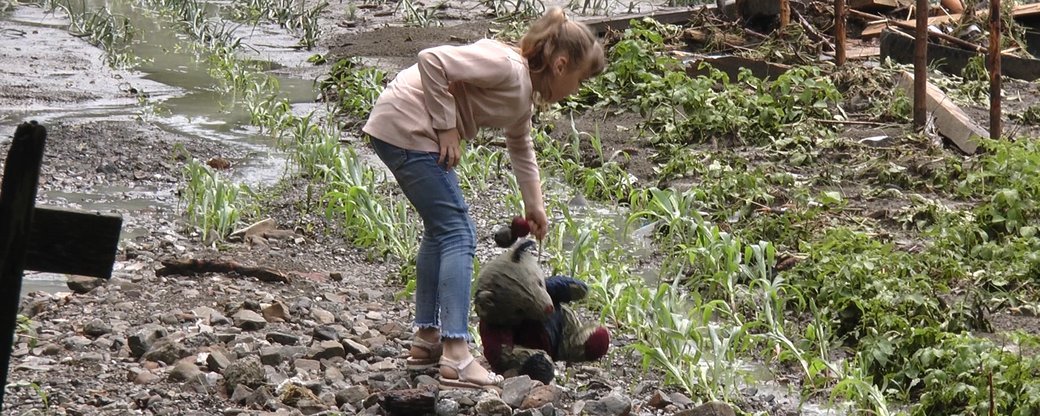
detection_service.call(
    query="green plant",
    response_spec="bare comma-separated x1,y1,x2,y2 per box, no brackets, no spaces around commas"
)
318,57,387,121
181,160,257,241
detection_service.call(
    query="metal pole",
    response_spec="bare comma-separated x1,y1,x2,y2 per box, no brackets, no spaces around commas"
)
835,0,847,65
989,0,1002,140
914,0,929,129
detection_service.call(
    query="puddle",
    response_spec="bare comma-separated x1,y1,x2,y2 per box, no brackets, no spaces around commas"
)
1,0,322,295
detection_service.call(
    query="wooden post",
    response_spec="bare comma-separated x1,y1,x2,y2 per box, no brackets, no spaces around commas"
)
835,0,847,65
780,0,791,28
914,0,929,129
989,0,1002,140
0,121,47,407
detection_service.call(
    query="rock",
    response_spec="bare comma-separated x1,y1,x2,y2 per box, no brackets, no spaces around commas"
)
415,375,439,387
521,385,562,409
310,340,345,360
675,401,736,416
83,319,113,337
142,338,192,365
669,392,695,408
435,398,460,416
262,301,291,323
207,350,232,373
224,357,266,393
342,339,370,356
515,409,543,416
381,388,437,415
329,272,343,281
67,276,104,294
134,370,160,385
313,326,339,342
260,346,285,366
267,332,300,345
233,309,266,331
40,343,61,356
193,306,231,325
502,375,535,408
294,358,322,376
582,392,632,416
230,384,254,404
246,386,275,408
311,307,336,325
63,335,93,351
474,396,512,416
168,361,204,382
296,399,328,415
648,390,672,408
335,385,369,407
128,325,167,358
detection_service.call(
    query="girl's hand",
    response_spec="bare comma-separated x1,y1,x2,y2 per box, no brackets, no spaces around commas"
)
437,128,462,169
526,207,548,241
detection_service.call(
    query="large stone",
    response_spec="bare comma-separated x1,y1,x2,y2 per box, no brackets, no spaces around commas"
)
648,390,672,408
521,385,562,410
67,276,104,294
311,307,336,325
224,357,266,394
63,335,93,351
206,350,232,373
474,396,512,416
501,375,535,408
168,361,204,382
266,332,300,346
233,310,266,331
141,338,192,365
83,319,112,337
128,325,167,358
260,346,285,366
435,398,461,416
675,401,736,416
230,384,254,404
309,340,345,360
335,385,369,407
342,339,369,356
581,392,632,416
261,301,291,323
312,326,339,342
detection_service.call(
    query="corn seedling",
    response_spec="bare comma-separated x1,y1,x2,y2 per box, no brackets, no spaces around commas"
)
181,160,257,241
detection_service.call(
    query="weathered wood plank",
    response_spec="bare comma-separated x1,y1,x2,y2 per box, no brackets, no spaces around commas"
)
0,120,47,408
896,71,985,154
850,0,913,11
25,207,122,279
861,4,1040,39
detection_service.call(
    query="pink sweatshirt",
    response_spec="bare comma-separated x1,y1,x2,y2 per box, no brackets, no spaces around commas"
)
362,39,541,197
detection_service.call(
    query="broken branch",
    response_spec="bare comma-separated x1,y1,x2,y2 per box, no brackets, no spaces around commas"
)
156,258,291,283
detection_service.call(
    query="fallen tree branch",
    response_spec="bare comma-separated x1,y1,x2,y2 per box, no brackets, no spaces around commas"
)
156,258,291,283
811,118,902,127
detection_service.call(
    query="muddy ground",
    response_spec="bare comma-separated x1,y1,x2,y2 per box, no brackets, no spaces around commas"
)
0,2,785,416
4,0,1040,415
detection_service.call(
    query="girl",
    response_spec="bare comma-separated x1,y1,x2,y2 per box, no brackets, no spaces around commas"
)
362,7,605,389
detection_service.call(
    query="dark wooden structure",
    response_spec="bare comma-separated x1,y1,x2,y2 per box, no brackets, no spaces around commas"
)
880,29,1040,82
0,121,122,410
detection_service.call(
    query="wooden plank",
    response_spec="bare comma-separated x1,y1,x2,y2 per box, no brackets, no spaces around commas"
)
896,71,984,154
25,207,122,279
850,0,912,11
685,55,791,81
583,6,714,36
880,28,1040,81
861,4,1040,39
0,121,47,409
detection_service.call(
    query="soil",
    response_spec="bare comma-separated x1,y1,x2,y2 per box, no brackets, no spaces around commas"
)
3,1,1040,416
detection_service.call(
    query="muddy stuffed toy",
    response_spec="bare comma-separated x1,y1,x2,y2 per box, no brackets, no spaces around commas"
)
474,239,610,384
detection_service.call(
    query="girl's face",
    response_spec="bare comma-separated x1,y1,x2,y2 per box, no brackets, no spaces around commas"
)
544,55,589,103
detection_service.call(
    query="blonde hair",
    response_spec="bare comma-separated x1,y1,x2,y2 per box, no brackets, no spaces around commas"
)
520,7,606,82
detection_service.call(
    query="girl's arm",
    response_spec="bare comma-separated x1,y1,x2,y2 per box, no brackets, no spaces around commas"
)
505,119,547,240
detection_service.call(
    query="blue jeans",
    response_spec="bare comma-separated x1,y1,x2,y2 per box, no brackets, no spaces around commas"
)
369,137,476,340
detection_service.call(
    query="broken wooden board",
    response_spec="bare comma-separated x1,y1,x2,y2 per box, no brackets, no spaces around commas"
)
880,28,1040,81
850,0,913,12
685,55,791,81
896,71,984,154
583,6,714,36
862,4,1040,38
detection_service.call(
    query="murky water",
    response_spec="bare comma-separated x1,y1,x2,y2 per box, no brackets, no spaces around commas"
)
3,0,319,297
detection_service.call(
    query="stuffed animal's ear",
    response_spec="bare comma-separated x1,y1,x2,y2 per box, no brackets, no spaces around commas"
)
474,290,495,317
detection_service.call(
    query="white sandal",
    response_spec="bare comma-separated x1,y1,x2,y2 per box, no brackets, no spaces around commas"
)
438,355,503,389
405,337,442,370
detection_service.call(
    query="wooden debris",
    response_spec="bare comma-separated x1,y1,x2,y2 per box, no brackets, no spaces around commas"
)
881,29,1040,81
860,4,1040,39
896,71,985,154
156,258,292,283
849,0,913,11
